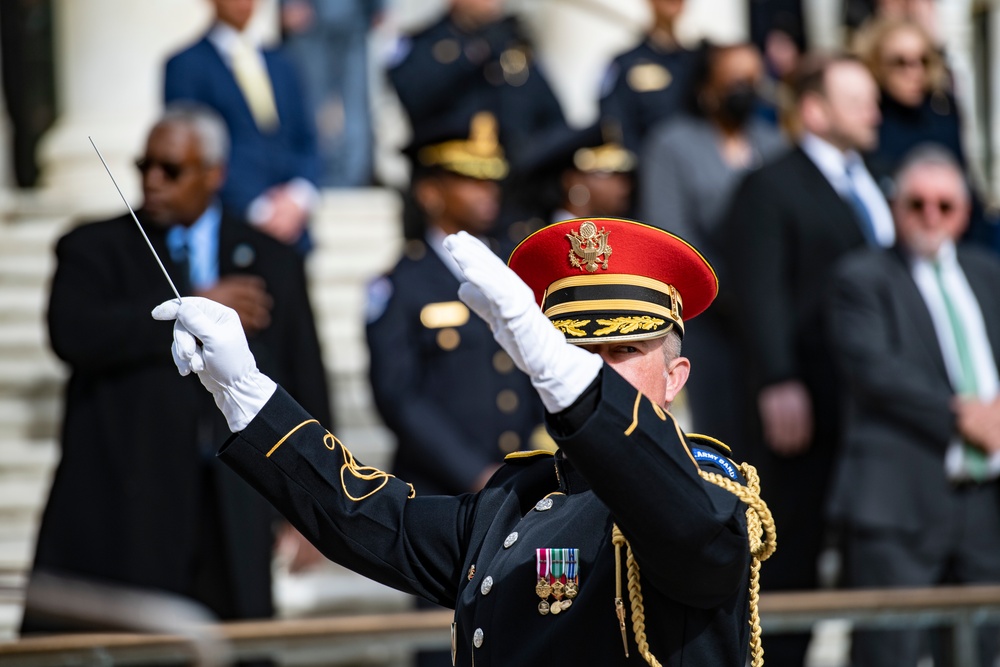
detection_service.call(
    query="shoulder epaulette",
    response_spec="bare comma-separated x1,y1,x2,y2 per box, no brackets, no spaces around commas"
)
504,450,555,463
685,432,732,454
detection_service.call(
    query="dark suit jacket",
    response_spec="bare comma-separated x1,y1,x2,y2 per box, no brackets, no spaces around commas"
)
721,147,868,399
25,211,331,628
365,242,543,496
719,146,872,591
164,35,320,218
826,244,1000,533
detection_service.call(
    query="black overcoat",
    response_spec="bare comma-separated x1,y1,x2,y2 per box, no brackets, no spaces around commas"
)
25,211,331,627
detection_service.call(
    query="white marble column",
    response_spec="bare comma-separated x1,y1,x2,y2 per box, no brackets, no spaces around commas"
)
37,0,277,216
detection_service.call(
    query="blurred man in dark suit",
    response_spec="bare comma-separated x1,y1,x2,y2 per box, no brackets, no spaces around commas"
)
720,54,894,666
828,147,1000,667
21,104,331,634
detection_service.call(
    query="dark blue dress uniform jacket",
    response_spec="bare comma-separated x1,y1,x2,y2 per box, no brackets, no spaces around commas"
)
365,244,543,495
388,15,567,163
599,40,699,154
219,367,752,666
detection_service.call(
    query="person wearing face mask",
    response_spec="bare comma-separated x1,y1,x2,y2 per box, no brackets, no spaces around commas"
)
827,145,1000,667
639,42,785,458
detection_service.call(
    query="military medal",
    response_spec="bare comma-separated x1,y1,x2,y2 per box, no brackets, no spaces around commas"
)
537,548,580,615
550,548,569,613
565,548,579,599
536,549,552,615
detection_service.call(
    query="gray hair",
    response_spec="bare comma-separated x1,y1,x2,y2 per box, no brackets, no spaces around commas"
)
892,143,969,203
662,328,683,363
156,102,230,167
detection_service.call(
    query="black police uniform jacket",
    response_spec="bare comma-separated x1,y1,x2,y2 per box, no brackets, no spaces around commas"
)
219,366,752,665
365,242,543,495
25,211,331,630
599,39,699,154
388,14,567,164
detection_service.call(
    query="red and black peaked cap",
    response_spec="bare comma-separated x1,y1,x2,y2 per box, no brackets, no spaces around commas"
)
507,218,718,343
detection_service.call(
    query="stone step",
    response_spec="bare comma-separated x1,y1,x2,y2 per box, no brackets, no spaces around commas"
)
0,395,62,440
0,477,51,516
0,289,45,322
0,322,48,355
0,255,55,285
0,440,58,473
0,358,65,397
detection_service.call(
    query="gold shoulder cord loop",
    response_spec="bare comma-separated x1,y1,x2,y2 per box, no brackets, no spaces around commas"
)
267,420,415,500
325,431,417,501
612,461,776,667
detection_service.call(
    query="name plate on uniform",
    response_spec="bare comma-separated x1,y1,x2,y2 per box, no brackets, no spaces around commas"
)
627,63,672,93
420,301,470,329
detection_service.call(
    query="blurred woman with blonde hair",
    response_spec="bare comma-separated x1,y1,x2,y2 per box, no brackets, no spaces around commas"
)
855,17,967,190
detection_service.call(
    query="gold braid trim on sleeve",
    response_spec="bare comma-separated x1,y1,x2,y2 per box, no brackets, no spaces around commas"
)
612,461,776,667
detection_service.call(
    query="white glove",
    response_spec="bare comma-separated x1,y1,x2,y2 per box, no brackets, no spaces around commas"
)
151,297,277,432
444,232,602,413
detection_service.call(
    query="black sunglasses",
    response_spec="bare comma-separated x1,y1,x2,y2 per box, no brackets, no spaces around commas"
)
135,157,187,182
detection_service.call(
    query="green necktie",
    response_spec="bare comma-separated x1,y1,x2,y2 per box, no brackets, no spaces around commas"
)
932,261,989,481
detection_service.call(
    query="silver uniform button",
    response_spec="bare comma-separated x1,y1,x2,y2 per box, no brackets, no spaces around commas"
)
534,497,554,511
480,576,493,595
503,532,518,548
473,628,484,648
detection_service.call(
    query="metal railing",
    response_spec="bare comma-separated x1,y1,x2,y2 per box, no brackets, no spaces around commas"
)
4,585,1000,666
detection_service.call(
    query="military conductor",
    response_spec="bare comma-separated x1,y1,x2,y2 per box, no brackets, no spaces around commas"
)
153,218,774,666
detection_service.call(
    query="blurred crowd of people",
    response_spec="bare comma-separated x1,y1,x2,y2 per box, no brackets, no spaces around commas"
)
19,0,1000,665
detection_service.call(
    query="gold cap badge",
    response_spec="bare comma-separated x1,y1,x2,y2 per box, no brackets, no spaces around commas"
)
567,221,611,273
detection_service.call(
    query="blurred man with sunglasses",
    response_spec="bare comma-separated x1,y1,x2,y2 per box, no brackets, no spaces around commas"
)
20,104,331,634
827,145,1000,667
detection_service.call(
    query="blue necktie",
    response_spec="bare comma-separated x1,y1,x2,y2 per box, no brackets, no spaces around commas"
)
843,162,879,246
166,227,192,289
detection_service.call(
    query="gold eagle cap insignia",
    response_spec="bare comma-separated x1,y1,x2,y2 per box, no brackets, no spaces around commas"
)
567,221,611,272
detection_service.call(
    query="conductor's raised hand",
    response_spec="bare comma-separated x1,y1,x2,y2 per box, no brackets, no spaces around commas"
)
152,297,277,432
443,231,602,414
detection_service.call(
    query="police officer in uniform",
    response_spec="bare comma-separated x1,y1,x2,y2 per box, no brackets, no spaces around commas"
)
387,0,565,166
154,218,775,666
599,0,698,156
387,0,568,250
366,111,545,497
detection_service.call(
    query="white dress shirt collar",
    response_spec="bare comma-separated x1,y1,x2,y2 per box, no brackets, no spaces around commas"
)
799,132,895,247
208,22,258,67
